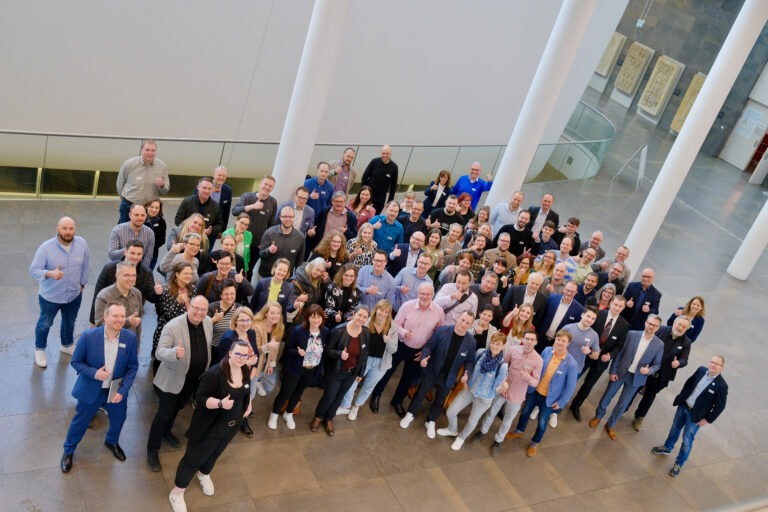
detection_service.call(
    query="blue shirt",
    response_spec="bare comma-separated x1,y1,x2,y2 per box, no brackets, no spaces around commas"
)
29,235,90,303
686,372,716,408
370,215,403,252
356,265,395,311
303,177,334,215
451,175,493,210
388,268,433,312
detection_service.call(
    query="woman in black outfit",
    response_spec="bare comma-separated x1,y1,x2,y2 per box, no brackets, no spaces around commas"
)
144,199,166,271
169,340,253,512
269,305,329,431
152,262,194,374
324,263,362,329
310,305,370,436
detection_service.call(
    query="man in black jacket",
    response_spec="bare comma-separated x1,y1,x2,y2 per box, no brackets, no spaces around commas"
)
652,355,728,477
493,209,533,256
175,178,224,246
501,273,547,321
361,145,399,214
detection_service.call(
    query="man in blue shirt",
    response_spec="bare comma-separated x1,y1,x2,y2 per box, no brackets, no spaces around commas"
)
304,162,334,215
451,162,493,210
389,253,433,312
369,201,404,252
356,250,395,311
29,217,90,368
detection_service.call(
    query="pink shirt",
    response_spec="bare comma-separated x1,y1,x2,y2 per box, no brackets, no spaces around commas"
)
394,299,445,349
501,346,543,404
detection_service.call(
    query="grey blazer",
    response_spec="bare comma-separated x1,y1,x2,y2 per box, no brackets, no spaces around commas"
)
153,314,214,394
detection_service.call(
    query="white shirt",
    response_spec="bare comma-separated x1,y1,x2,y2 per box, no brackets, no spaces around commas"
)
545,300,570,339
531,208,549,236
432,185,445,206
628,334,653,373
293,205,305,231
102,330,120,389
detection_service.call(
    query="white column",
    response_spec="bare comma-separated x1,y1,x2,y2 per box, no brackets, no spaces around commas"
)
624,0,768,278
727,199,768,279
484,0,598,207
270,0,354,202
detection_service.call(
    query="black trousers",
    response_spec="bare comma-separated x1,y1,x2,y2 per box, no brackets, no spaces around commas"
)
247,240,260,282
632,374,667,419
571,356,609,409
272,367,316,414
407,373,452,422
148,382,196,452
314,369,357,422
371,197,386,215
372,342,420,405
536,335,554,354
174,426,238,488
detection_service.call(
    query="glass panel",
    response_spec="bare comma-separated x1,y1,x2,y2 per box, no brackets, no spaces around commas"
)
45,136,138,171
0,166,37,194
41,168,95,195
227,177,256,197
96,171,119,196
221,142,278,181
400,146,458,190
0,133,46,168
452,146,503,179
157,141,225,175
165,174,203,198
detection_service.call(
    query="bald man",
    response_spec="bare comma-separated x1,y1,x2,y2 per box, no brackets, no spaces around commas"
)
29,217,91,368
361,145,399,213
622,268,662,330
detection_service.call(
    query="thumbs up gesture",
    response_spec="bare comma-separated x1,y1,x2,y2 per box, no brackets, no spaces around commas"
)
340,346,349,360
392,246,402,258
234,269,244,283
485,173,493,181
310,190,320,200
401,282,410,295
420,355,430,368
307,226,317,237
366,282,379,295
373,219,382,229
127,312,141,327
221,394,234,410
49,265,64,280
175,339,185,359
254,199,264,210
639,364,650,375
95,365,110,381
671,356,680,369
491,295,500,307
154,278,163,295
211,308,224,323
430,183,438,191
580,344,591,355
626,297,634,309
269,241,277,254
172,242,185,254
297,345,306,357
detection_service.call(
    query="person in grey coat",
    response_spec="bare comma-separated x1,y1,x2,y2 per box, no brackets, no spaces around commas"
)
258,206,306,278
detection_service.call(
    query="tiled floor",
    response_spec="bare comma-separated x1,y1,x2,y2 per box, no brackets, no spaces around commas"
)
2,85,768,511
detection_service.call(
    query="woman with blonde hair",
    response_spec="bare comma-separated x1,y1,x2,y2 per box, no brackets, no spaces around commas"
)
533,250,557,279
346,222,377,268
667,296,706,342
501,303,534,348
465,207,491,241
422,228,444,280
167,213,209,255
251,302,285,398
309,230,349,281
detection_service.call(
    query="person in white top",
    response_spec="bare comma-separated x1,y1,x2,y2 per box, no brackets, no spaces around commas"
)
489,191,524,235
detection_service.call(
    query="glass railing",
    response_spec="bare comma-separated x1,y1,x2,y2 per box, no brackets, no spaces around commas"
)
0,101,614,198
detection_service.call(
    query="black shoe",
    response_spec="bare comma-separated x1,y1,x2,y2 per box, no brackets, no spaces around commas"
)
105,442,126,462
61,452,73,473
490,441,502,457
570,405,582,422
147,449,161,472
370,395,380,414
162,432,181,449
470,431,485,445
392,402,406,419
241,418,254,438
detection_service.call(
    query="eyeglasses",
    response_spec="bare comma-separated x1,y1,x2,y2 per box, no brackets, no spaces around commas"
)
232,352,250,359
237,318,252,324
373,259,387,264
189,306,207,313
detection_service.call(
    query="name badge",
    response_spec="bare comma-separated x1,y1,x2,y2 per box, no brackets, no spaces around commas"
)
118,343,126,348
362,344,366,348
321,191,326,195
708,389,715,394
245,384,249,388
677,346,682,349
556,370,563,375
471,188,477,192
348,298,353,302
585,338,591,342
387,236,393,240
278,294,285,299
259,211,265,215
460,352,467,356
290,249,296,253
386,174,391,178
611,335,617,340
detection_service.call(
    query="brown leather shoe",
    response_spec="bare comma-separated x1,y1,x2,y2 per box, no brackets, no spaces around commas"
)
506,431,523,440
588,417,600,428
325,420,335,437
310,417,321,432
526,444,537,457
605,424,616,440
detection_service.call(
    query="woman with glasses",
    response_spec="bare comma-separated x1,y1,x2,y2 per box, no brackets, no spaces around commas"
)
167,213,209,256
309,230,349,282
159,233,202,283
169,340,253,512
222,213,252,275
152,262,195,374
217,307,258,436
208,280,241,357
324,263,362,329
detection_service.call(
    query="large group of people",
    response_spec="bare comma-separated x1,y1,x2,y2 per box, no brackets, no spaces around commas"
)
28,140,727,512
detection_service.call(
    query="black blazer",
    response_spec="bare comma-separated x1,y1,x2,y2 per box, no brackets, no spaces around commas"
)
527,206,559,235
422,181,450,216
673,366,728,424
622,282,662,329
250,277,296,323
186,363,251,443
323,324,369,378
282,326,329,378
654,326,692,386
591,310,629,357
501,285,547,320
596,272,625,295
386,243,423,276
309,207,358,254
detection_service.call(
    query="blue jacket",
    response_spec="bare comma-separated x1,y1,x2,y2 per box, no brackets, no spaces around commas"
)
282,326,330,378
536,295,584,341
622,282,662,330
276,201,315,235
422,180,450,217
217,183,233,231
451,175,492,210
71,327,138,405
466,348,508,400
531,346,578,407
386,243,423,277
667,309,704,342
309,206,358,253
673,366,728,424
250,277,296,323
420,325,477,387
304,177,334,215
609,330,664,388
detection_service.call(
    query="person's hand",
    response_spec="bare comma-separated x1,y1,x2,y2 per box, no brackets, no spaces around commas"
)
267,366,274,375
466,222,475,232
491,295,500,307
297,293,309,304
267,339,280,352
600,260,610,270
610,374,618,382
155,177,165,187
460,372,468,384
366,283,379,295
246,353,259,366
307,226,316,237
532,232,540,243
172,242,184,254
332,312,341,323
90,323,96,329
474,325,484,335
353,247,363,257
236,232,244,244
48,265,64,280
175,339,185,359
392,246,402,258
430,183,438,191
558,225,567,234
373,219,382,229
401,283,410,295
221,394,234,410
310,190,319,200
450,290,462,301
601,353,611,363
244,402,252,418
341,347,349,360
205,226,213,235
626,298,634,309
211,309,224,323
254,199,264,210
640,365,650,375
518,369,528,378
485,173,493,181
177,287,189,304
325,260,332,269
551,403,560,411
405,330,413,340
671,356,680,369
154,278,163,295
269,241,277,254
641,302,650,313
111,392,124,404
674,308,682,317
444,247,453,255
95,365,110,381
420,355,430,368
580,344,591,355
234,269,244,284
127,312,141,327
546,282,554,293
502,311,513,327
297,345,306,357
695,419,709,427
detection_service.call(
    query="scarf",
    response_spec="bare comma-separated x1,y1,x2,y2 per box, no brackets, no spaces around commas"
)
480,348,504,373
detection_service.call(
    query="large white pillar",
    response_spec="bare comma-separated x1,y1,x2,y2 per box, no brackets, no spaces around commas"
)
270,0,354,202
484,0,598,207
727,199,768,279
624,0,768,278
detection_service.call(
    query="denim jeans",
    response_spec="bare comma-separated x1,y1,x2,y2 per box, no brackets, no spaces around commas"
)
341,356,387,409
514,391,554,444
481,395,522,443
595,371,642,428
118,198,132,224
35,293,82,349
445,389,493,440
663,405,701,467
252,367,279,399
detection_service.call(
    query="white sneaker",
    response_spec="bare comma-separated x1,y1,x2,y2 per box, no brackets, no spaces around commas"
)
425,421,436,439
348,405,359,421
549,413,558,428
59,344,75,355
530,406,539,420
283,412,295,430
169,491,187,512
267,412,278,430
451,437,465,451
197,472,214,496
336,407,350,416
255,381,267,397
437,428,458,437
400,412,414,429
34,349,47,368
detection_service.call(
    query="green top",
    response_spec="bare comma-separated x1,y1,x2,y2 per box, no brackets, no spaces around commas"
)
222,227,253,273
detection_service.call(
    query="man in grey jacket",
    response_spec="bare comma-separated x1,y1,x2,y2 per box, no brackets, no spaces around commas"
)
258,206,306,278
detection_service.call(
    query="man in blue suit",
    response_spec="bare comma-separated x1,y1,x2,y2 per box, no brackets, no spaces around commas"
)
387,231,425,277
589,315,663,440
622,268,662,330
652,355,728,477
276,186,316,236
61,303,139,473
399,311,477,439
535,280,584,353
211,166,232,233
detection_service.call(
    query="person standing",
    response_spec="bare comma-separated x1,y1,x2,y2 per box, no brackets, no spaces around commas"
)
29,216,90,368
115,139,170,223
258,206,306,279
450,162,493,211
93,262,143,344
356,250,395,311
175,177,224,247
144,199,166,270
232,175,278,280
304,162,335,215
210,166,233,232
652,355,728,477
489,191,524,236
422,170,452,219
622,268,662,330
361,145,399,213
108,203,155,268
369,201,404,253
328,147,358,195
